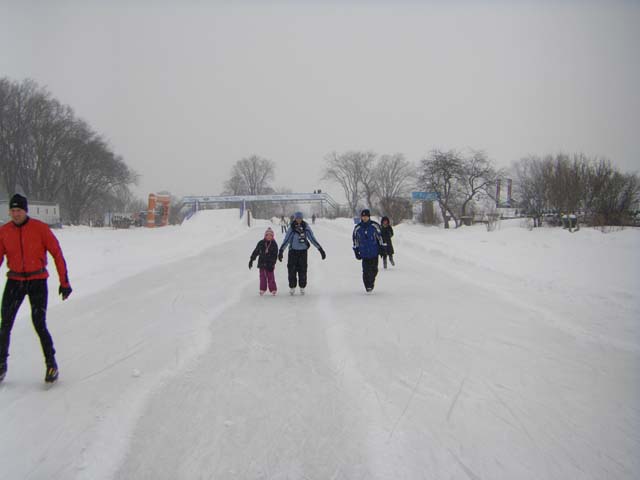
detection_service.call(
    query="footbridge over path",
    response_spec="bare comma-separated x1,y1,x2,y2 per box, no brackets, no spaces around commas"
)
181,192,341,217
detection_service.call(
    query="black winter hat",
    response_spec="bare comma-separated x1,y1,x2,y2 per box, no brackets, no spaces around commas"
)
360,209,371,217
9,194,28,212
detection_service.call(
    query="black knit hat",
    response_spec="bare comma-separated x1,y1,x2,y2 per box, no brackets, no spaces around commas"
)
360,209,371,217
9,194,28,212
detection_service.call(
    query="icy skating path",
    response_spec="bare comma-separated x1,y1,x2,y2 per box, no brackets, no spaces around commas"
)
114,221,639,480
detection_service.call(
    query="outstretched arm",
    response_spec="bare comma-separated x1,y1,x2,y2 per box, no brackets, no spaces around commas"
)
305,226,322,250
45,227,70,287
250,242,261,261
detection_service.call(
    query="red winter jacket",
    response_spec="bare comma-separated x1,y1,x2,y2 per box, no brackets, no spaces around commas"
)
0,217,70,287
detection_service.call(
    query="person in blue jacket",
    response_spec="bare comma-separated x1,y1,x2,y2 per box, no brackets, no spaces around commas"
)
279,212,326,295
352,209,385,292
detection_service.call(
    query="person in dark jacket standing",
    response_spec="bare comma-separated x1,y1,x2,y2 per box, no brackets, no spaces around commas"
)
352,209,385,292
279,211,326,295
249,227,279,295
380,216,395,269
0,194,72,383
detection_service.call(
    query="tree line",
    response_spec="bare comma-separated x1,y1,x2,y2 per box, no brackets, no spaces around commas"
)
322,149,502,228
0,78,137,224
224,149,638,228
513,154,639,227
222,150,499,227
3,78,636,228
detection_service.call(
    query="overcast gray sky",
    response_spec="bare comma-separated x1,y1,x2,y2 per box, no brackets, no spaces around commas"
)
1,0,639,201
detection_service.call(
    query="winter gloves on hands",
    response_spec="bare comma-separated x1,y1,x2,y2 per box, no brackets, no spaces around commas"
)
278,250,284,262
248,259,254,270
353,249,362,260
59,285,72,300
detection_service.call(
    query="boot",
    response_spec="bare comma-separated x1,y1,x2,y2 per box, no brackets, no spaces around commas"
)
45,359,58,384
0,360,7,382
383,257,388,269
389,255,395,266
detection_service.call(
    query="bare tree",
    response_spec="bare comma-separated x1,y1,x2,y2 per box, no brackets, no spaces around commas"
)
222,155,276,218
20,94,75,201
228,155,275,196
375,153,414,223
323,152,361,216
513,154,639,227
585,159,639,225
1,77,137,224
0,78,40,194
419,149,462,228
357,151,378,211
323,150,377,216
512,156,547,227
222,173,248,195
457,150,500,221
58,123,137,224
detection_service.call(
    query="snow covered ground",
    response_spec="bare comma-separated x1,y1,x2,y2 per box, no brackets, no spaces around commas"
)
0,211,638,480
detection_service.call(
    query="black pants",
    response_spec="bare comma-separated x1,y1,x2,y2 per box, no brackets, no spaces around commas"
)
362,257,379,289
287,250,308,288
0,279,55,363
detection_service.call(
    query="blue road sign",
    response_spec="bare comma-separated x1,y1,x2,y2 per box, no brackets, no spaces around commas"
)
411,192,439,201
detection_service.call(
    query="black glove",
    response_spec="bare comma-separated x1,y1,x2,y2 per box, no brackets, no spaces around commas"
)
59,285,72,300
278,250,284,262
354,249,362,260
379,245,387,257
248,259,253,270
318,248,326,260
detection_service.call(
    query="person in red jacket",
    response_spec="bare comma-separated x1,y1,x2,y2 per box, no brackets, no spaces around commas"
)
0,194,72,383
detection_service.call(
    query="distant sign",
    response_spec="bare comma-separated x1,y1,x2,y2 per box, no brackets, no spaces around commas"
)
411,192,439,201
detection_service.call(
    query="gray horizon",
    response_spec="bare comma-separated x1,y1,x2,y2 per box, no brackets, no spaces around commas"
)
1,0,639,201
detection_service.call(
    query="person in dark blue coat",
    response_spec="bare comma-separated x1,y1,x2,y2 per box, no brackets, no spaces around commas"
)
352,209,385,292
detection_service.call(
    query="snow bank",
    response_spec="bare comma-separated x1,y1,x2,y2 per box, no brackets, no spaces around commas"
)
9,209,249,306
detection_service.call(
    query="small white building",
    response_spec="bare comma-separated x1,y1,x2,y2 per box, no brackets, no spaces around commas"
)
0,200,62,227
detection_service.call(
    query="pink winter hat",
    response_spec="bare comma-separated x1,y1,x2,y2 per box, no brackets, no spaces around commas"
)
264,227,275,237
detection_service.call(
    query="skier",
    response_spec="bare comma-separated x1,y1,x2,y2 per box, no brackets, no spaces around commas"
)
278,211,326,295
0,194,72,383
380,216,395,268
279,216,288,234
249,227,279,296
352,209,385,292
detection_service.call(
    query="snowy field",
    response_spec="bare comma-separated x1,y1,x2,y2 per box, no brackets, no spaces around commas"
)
0,210,638,480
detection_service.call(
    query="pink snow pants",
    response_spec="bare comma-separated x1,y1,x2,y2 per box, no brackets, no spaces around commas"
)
259,268,277,292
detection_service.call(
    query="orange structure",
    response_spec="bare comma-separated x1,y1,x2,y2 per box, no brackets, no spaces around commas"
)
146,193,171,227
